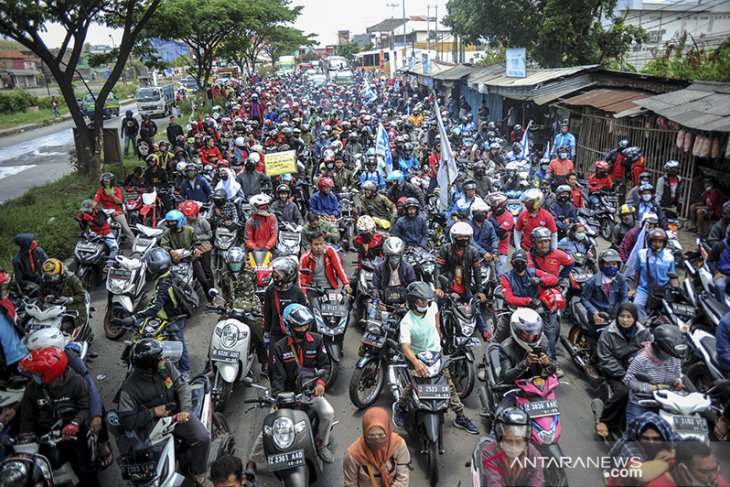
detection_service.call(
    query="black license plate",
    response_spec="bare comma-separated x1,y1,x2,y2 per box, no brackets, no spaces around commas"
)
455,337,481,347
674,415,708,433
672,304,694,317
362,333,386,348
522,399,560,418
267,449,305,471
120,462,156,479
110,269,132,280
321,303,346,316
417,383,450,400
211,349,240,363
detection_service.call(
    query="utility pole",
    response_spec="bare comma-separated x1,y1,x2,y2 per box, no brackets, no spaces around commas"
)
434,5,439,62
402,0,407,69
386,3,399,50
427,5,431,53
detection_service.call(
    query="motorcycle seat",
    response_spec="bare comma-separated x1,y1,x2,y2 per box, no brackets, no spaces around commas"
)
704,296,729,319
700,335,720,370
573,302,590,329
115,255,143,270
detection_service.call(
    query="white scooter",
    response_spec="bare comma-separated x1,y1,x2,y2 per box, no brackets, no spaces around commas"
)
104,254,149,340
276,222,303,257
129,223,164,259
23,295,93,347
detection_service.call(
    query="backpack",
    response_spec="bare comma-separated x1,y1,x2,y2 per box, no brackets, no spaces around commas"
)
169,275,199,318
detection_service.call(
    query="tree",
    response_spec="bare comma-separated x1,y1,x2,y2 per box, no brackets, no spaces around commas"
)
444,0,647,68
0,0,162,175
337,41,361,61
261,26,317,66
643,33,730,82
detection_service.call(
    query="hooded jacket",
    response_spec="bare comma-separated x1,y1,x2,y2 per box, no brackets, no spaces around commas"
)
12,234,47,287
596,320,651,379
20,368,90,434
393,215,429,249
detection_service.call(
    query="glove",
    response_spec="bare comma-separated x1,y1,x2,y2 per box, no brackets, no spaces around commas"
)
528,277,543,286
530,298,542,308
263,332,270,350
62,422,79,438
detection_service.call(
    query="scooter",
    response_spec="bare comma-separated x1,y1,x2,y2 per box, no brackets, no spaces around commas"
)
206,304,261,412
73,229,110,289
104,254,149,340
212,224,240,278
438,283,479,400
276,222,303,258
23,295,93,346
588,190,617,240
129,223,163,259
249,249,273,298
353,257,383,328
337,188,356,251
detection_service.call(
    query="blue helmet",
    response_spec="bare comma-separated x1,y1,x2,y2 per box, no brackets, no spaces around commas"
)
281,173,293,182
365,148,376,157
165,209,185,229
282,304,314,337
386,170,404,186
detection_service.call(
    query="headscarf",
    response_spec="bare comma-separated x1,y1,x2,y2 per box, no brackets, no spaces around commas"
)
346,407,405,487
607,412,680,468
215,168,241,200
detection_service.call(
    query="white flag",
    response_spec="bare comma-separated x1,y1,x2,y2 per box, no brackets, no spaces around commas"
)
434,97,458,210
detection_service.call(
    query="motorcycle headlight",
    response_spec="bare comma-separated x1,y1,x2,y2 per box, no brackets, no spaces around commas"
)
537,427,556,445
108,279,128,294
143,324,157,336
461,322,475,337
367,321,383,335
272,417,295,450
425,359,442,377
220,324,239,348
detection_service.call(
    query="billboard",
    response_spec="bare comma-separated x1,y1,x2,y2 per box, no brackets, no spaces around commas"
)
506,48,526,78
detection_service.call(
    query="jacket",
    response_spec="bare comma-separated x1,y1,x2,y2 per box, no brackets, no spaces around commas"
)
610,221,635,250
209,202,239,229
188,216,212,242
161,225,199,253
580,273,629,319
548,201,577,234
393,215,429,249
596,321,651,379
398,155,420,176
77,209,111,236
655,175,682,208
180,176,212,203
12,234,47,287
514,208,558,251
117,361,191,432
139,120,157,139
301,221,340,250
343,441,411,487
360,170,386,189
619,226,641,262
358,194,397,225
244,213,278,251
499,336,556,384
271,200,303,227
220,267,258,311
473,175,492,197
434,243,482,295
635,200,667,228
300,246,349,291
386,182,425,208
136,272,178,321
372,260,417,296
708,239,730,276
500,268,559,307
309,191,340,217
469,219,499,255
93,187,124,216
198,146,222,165
121,116,139,137
478,438,543,487
717,312,730,372
20,368,90,434
625,348,682,402
269,332,330,397
236,171,270,198
144,165,168,188
353,233,383,265
39,273,87,326
166,123,184,145
263,284,308,338
528,248,574,279
708,219,730,248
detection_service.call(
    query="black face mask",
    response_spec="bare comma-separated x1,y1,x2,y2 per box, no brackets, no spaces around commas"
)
362,233,373,243
558,195,569,203
493,207,506,216
454,239,469,248
167,222,178,230
475,170,485,177
473,214,486,223
221,175,228,181
513,261,527,273
642,442,668,460
293,329,308,340
245,164,255,172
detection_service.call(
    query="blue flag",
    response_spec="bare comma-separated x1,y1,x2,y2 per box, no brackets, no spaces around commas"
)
362,80,377,102
376,123,393,173
521,120,532,158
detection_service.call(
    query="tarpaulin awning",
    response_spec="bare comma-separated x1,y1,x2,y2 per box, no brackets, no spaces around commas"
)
561,88,651,113
432,64,474,81
636,81,730,132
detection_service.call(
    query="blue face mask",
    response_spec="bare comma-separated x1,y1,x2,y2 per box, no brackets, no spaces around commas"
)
559,153,568,159
603,266,619,277
32,375,43,385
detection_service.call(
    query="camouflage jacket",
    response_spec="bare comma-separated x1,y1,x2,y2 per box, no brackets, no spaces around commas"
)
219,268,258,311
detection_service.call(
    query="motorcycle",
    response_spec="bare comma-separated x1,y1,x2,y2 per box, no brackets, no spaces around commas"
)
129,223,163,259
587,190,617,240
103,255,149,340
504,189,523,225
353,257,384,328
336,188,356,251
23,296,93,346
212,224,241,277
276,222,303,258
561,309,609,382
438,282,479,400
249,249,273,299
139,188,164,228
124,187,144,226
206,304,262,412
73,229,110,288
685,327,726,394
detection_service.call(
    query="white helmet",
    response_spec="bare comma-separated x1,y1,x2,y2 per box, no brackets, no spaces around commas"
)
176,161,187,173
450,221,474,244
250,193,272,216
510,308,544,352
356,215,376,233
251,144,263,153
249,152,261,164
521,188,544,210
470,199,489,218
234,136,246,148
23,327,65,351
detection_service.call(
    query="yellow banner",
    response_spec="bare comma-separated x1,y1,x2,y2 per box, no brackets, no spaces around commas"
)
265,150,297,176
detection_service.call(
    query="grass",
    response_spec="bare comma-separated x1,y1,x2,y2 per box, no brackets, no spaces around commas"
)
0,105,70,130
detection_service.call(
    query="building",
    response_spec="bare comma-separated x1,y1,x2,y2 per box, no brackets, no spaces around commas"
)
0,48,40,89
615,0,730,68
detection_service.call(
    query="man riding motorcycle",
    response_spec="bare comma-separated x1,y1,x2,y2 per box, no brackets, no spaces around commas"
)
358,180,398,229
385,170,425,208
244,194,278,255
393,198,429,250
39,258,87,334
580,249,629,326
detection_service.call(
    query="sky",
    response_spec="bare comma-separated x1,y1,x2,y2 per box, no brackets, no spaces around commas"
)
37,0,450,49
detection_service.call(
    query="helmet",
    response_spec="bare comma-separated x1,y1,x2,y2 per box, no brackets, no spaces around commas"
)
598,249,622,269
521,188,543,210
618,139,631,150
470,199,489,218
126,110,133,117
250,193,272,215
100,172,114,186
180,200,199,218
512,141,522,152
356,215,376,233
386,170,404,186
652,325,688,359
129,339,164,374
489,142,501,150
383,237,405,257
165,209,185,229
234,136,246,148
23,327,65,351
494,407,530,441
404,142,413,152
555,185,571,195
41,258,66,283
510,308,544,352
282,303,314,337
276,183,292,196
486,192,507,208
212,189,228,207
362,180,377,192
641,212,659,225
146,247,172,275
79,199,94,213
18,347,67,384
146,154,159,166
511,249,528,264
463,180,477,192
621,146,642,163
513,124,522,132
406,281,435,311
595,160,610,172
639,183,654,193
270,257,298,289
318,178,334,191
224,247,245,273
158,141,169,149
619,204,635,216
449,221,474,244
648,228,668,244
530,227,552,246
557,145,570,154
473,161,487,173
404,197,420,212
664,160,680,173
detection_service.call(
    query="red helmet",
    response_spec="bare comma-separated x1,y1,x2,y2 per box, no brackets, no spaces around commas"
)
318,178,334,190
180,200,200,217
19,347,67,384
595,160,610,172
539,288,567,312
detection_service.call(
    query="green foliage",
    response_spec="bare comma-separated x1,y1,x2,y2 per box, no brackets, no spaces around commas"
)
642,35,730,82
474,47,507,65
0,90,67,115
337,41,362,61
112,81,139,100
263,26,317,65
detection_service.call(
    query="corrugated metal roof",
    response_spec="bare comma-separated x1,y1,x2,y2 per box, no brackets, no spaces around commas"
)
483,65,599,87
636,82,730,132
432,64,474,81
532,75,595,105
404,60,454,76
562,88,651,113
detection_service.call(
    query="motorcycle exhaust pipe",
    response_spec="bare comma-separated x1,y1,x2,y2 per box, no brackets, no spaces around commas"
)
559,336,586,369
387,366,400,402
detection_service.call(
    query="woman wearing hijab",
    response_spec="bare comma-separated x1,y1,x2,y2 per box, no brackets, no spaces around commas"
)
343,407,410,487
215,167,243,201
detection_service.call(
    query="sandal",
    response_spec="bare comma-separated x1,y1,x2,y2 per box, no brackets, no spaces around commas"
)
98,449,114,470
595,421,609,438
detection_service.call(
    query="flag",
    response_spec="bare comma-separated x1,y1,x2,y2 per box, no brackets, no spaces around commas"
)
521,120,533,158
394,78,401,93
623,225,646,277
433,96,458,210
362,80,377,102
543,142,551,161
376,123,393,173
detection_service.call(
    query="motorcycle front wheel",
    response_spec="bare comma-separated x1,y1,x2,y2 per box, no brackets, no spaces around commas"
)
213,372,233,412
427,439,439,486
348,359,385,409
600,217,613,241
449,358,476,400
326,356,339,388
103,306,128,340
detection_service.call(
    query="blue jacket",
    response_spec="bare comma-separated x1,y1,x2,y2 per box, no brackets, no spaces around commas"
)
398,156,420,177
0,314,26,366
309,191,339,217
552,133,576,158
393,215,429,249
580,272,629,319
469,219,499,254
717,311,730,372
315,139,331,157
360,170,386,189
714,240,730,276
636,200,667,228
180,175,212,203
501,268,540,300
548,201,577,233
372,259,417,293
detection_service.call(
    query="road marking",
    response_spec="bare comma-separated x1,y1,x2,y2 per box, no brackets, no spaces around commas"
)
0,165,35,179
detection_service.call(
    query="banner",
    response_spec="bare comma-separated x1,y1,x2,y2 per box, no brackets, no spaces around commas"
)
265,150,297,176
433,95,458,210
376,123,393,174
362,80,377,102
623,225,646,277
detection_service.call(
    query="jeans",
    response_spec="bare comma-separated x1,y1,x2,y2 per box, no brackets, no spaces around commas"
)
114,213,135,243
438,290,487,335
171,320,190,373
495,254,508,277
625,400,656,428
104,235,119,267
714,276,730,303
587,194,601,209
543,312,558,361
174,415,211,474
123,134,137,157
633,290,649,322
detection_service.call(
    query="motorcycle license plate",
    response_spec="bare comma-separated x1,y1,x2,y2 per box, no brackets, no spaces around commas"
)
211,349,240,363
110,269,132,281
455,337,481,347
417,383,450,400
674,415,708,434
321,303,346,316
672,304,694,317
362,333,386,348
121,461,156,479
78,242,101,251
267,449,305,472
522,399,559,418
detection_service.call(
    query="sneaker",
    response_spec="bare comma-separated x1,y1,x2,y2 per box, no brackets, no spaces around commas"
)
317,444,335,464
392,402,406,429
454,415,479,435
555,366,565,378
482,331,493,342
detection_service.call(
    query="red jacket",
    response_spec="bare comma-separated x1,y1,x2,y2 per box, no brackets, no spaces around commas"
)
300,246,349,291
244,214,278,250
630,156,646,186
527,249,574,278
199,146,223,165
500,269,559,307
588,173,613,193
353,233,384,266
77,210,111,236
93,187,123,216
571,187,584,209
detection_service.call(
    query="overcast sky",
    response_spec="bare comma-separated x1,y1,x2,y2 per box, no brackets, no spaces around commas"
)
37,0,450,49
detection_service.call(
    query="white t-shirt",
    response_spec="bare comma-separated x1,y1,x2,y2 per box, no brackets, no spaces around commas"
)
399,303,441,354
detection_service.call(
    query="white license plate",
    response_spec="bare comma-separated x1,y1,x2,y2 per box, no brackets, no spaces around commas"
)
674,415,707,433
211,349,240,363
362,333,386,348
110,269,132,280
321,303,346,316
521,399,560,418
267,449,305,471
455,337,481,347
417,383,450,400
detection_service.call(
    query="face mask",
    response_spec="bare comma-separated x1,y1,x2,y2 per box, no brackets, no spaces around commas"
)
416,304,429,313
493,207,506,216
365,435,389,451
541,188,549,195
221,175,228,181
454,239,469,248
558,195,569,203
642,194,652,202
246,164,255,172
167,222,178,229
293,329,308,340
655,349,669,361
500,442,525,459
513,261,527,273
228,263,242,273
187,173,195,180
622,216,634,224
362,233,373,243
559,153,568,159
603,266,619,277
325,163,334,169
642,442,666,460
475,170,485,177
473,214,486,223
32,375,43,385
388,256,400,267
575,232,586,241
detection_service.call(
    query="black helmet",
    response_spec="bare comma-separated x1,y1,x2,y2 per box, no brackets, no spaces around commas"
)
511,249,528,263
406,281,435,311
652,325,688,359
621,146,642,163
130,339,164,374
404,197,420,211
494,407,531,440
125,110,133,117
212,189,227,207
146,247,171,275
276,184,291,196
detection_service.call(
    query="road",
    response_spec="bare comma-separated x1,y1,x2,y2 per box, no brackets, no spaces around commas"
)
0,101,135,204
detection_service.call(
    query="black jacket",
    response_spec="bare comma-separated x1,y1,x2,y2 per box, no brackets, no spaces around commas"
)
121,116,139,137
139,120,158,140
498,336,556,384
386,182,426,207
372,260,417,300
269,332,330,397
20,368,90,434
596,321,651,380
166,124,184,145
12,233,47,287
263,285,308,338
434,243,483,295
